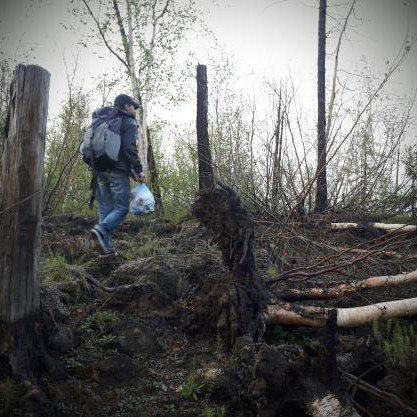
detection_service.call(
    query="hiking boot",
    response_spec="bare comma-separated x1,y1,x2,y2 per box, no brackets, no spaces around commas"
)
90,227,115,255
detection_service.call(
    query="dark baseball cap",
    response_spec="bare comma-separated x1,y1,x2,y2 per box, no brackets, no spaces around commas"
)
114,94,140,110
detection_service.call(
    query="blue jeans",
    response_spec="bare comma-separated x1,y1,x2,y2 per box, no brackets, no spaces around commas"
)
95,171,130,236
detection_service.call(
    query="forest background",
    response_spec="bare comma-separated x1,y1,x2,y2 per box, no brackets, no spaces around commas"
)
1,0,417,221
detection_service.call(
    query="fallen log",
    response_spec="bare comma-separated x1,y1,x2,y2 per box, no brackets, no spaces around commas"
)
329,246,400,258
280,270,417,301
330,222,417,234
266,296,417,327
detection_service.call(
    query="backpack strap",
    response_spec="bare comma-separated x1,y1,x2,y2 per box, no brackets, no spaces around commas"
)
88,128,98,209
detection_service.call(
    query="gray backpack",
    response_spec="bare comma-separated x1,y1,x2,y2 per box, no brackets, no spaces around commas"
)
80,107,122,171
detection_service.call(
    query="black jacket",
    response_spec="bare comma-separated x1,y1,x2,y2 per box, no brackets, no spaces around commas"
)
92,106,143,177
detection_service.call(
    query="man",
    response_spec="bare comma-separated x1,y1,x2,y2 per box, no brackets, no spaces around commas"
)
91,94,145,256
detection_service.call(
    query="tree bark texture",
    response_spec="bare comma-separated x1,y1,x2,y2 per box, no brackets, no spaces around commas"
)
0,65,50,380
192,185,266,349
0,64,49,323
315,0,327,213
196,64,214,191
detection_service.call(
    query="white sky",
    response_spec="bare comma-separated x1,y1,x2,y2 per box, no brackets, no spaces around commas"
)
1,0,416,134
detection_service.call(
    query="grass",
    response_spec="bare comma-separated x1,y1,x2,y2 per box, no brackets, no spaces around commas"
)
42,254,71,283
202,405,227,417
179,375,205,399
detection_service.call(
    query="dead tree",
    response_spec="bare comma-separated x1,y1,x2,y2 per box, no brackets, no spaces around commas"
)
147,127,164,214
0,65,59,391
315,0,328,213
192,184,266,349
196,64,215,191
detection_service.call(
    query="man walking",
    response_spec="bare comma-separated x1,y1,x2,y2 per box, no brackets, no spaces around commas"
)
90,94,145,256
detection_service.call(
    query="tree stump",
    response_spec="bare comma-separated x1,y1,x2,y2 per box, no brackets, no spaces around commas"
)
192,184,266,349
0,65,59,393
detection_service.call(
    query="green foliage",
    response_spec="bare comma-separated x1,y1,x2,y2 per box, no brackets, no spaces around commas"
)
152,127,198,221
42,254,71,282
179,376,205,400
137,238,159,257
43,86,91,215
214,333,226,355
0,378,22,415
264,325,297,345
373,319,417,370
202,405,227,417
81,310,117,332
267,264,279,280
0,60,11,154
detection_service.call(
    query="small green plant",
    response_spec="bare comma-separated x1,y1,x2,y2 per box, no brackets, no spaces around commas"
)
42,254,71,282
81,310,117,332
179,375,205,399
137,239,158,257
95,334,124,348
267,264,279,280
214,333,226,355
373,319,417,369
264,325,297,345
202,405,227,417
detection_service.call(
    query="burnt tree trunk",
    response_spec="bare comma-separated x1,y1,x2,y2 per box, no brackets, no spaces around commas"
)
196,64,214,191
0,65,56,388
147,127,164,214
192,185,266,349
315,0,327,213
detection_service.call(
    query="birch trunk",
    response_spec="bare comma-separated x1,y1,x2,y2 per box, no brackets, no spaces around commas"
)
280,270,417,301
267,296,417,327
330,222,417,233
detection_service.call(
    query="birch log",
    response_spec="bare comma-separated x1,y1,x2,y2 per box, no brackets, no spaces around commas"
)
330,222,417,233
280,270,417,301
267,297,417,327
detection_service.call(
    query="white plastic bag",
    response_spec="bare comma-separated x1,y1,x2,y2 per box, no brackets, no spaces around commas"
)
130,183,155,215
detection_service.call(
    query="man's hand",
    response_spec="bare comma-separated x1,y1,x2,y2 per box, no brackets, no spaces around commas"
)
137,172,146,183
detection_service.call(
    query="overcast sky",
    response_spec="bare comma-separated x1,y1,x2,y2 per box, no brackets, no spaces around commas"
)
1,0,416,129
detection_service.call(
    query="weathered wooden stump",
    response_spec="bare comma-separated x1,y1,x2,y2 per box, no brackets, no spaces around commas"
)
192,184,266,349
0,65,62,408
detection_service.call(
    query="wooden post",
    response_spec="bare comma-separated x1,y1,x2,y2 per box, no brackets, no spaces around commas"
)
0,65,50,382
196,64,214,191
